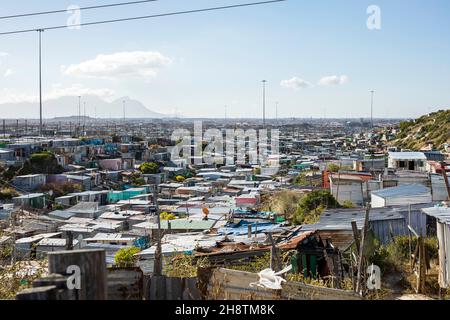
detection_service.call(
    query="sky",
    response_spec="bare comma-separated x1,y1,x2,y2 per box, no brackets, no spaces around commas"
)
0,0,449,119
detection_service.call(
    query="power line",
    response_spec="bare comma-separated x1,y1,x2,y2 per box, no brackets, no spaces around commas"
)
0,0,286,36
0,0,158,20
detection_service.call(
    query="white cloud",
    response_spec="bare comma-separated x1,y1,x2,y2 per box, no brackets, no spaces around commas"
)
318,75,349,86
280,77,312,90
0,84,115,104
4,69,14,77
62,51,172,79
0,52,8,57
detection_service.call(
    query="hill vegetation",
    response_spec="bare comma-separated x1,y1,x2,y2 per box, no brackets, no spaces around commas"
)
393,109,450,151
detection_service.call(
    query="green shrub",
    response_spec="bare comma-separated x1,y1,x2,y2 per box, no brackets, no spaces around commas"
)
163,254,210,278
292,190,340,225
114,247,141,268
160,212,176,221
139,162,160,174
0,188,19,201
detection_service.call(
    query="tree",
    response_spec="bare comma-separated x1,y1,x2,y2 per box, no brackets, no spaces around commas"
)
18,151,64,175
114,247,140,268
327,163,341,173
139,162,160,174
293,190,340,225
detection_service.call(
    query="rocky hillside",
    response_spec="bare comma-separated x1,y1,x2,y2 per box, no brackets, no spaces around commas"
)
393,109,450,151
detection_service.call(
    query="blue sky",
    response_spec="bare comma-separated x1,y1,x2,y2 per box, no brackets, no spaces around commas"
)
0,0,449,119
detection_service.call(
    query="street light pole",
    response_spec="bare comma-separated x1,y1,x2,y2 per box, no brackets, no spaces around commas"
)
38,29,44,136
370,90,375,129
262,80,267,127
78,96,81,134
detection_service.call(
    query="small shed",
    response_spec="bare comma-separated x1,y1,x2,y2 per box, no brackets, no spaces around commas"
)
371,184,432,208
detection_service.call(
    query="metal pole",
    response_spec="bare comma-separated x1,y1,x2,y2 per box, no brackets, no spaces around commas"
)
123,100,126,123
262,80,267,127
38,29,44,136
275,101,279,124
370,90,375,129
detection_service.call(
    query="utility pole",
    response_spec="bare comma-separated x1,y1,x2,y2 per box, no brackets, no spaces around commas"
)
370,90,375,129
38,29,44,136
262,80,267,127
153,184,162,276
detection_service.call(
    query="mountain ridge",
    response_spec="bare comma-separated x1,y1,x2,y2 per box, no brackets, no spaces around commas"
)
0,95,167,119
393,109,450,151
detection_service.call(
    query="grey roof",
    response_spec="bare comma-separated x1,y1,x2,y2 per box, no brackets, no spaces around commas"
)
302,207,406,231
371,184,431,198
388,152,427,160
422,207,450,223
48,210,77,220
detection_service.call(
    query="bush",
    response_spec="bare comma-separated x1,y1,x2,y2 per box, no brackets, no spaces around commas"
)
0,188,19,201
39,182,82,199
175,175,185,183
139,162,160,174
341,200,355,208
163,254,210,278
160,212,176,221
368,235,439,273
114,247,141,268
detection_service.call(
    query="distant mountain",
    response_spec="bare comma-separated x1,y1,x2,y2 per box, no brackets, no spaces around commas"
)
393,109,450,151
0,96,167,119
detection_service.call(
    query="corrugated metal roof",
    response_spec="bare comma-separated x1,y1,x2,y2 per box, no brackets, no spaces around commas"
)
388,152,427,160
422,207,450,223
371,184,431,198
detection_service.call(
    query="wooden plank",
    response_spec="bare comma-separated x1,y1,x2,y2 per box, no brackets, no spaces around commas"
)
47,249,107,300
16,285,57,300
207,268,361,301
107,268,143,300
